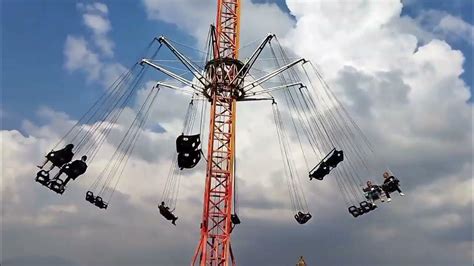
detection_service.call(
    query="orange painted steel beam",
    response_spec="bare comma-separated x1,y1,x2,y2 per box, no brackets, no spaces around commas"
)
192,0,241,265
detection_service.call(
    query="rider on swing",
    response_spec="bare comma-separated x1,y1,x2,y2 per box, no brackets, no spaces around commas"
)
363,180,383,205
382,171,404,202
158,201,178,225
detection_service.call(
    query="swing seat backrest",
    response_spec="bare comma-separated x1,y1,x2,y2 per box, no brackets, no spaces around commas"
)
35,170,50,185
325,150,344,168
177,149,201,169
231,214,241,225
86,191,95,203
309,162,330,180
176,134,201,153
359,201,372,213
294,212,312,224
95,196,105,208
49,179,65,194
348,206,360,218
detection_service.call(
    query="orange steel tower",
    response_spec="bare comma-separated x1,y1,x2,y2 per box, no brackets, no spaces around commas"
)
141,0,304,264
192,1,241,265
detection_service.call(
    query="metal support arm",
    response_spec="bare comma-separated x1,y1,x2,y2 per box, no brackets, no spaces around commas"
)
237,97,274,102
155,82,197,96
140,59,203,93
249,82,304,96
230,34,274,86
242,58,306,92
156,36,210,86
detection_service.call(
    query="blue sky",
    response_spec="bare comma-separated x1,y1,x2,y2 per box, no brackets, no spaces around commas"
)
2,0,472,131
401,0,473,95
2,0,193,130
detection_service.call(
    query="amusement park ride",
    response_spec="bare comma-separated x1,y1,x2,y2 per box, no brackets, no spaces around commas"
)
34,0,404,265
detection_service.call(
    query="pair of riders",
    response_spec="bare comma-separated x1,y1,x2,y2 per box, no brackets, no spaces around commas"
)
364,172,404,204
37,144,88,188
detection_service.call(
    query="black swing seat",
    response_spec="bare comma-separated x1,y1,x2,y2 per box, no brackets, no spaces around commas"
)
359,201,377,212
382,177,400,193
309,162,330,180
294,212,312,224
158,204,178,224
325,149,344,168
94,196,108,209
349,201,377,218
46,148,74,168
348,206,361,218
176,134,201,153
85,191,95,204
177,149,201,169
48,179,65,194
35,170,50,186
309,149,344,180
231,214,241,225
62,160,88,180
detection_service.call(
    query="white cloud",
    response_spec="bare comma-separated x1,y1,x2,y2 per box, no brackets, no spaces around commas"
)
63,35,122,87
63,2,124,87
437,14,474,45
82,12,114,56
77,2,108,15
80,3,114,57
63,35,102,81
83,13,111,35
142,0,294,48
101,62,128,89
142,0,214,44
94,35,115,57
415,10,474,46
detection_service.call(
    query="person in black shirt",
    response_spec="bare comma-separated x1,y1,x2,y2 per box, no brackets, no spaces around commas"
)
37,144,74,170
55,155,88,185
158,201,178,225
382,171,404,202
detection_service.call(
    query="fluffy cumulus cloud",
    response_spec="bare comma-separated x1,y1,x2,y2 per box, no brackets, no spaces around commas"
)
281,3,472,262
64,36,102,81
2,1,473,266
77,2,114,56
63,2,124,87
416,9,474,46
142,0,294,47
77,2,108,15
